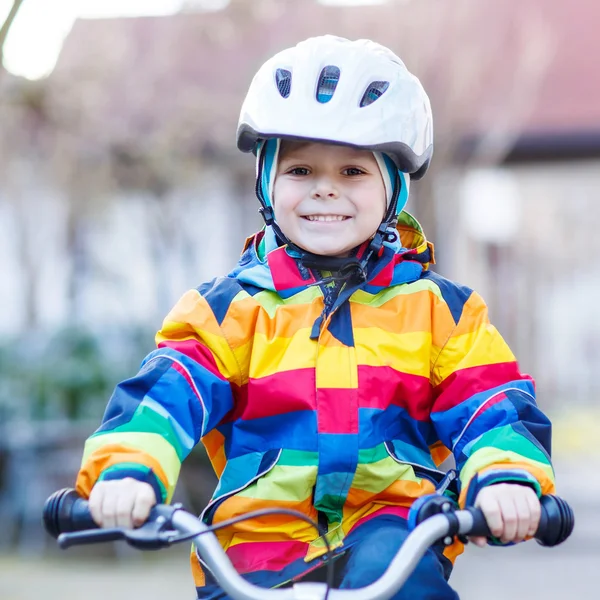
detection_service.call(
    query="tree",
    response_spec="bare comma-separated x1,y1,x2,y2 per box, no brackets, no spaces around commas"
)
0,0,25,70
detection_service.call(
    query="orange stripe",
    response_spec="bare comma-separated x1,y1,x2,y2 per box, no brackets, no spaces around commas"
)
350,289,455,347
158,290,223,338
451,291,489,336
75,444,169,499
213,495,318,542
223,294,324,347
201,430,226,477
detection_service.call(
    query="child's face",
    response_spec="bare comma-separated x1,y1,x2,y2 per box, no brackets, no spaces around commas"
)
272,141,386,257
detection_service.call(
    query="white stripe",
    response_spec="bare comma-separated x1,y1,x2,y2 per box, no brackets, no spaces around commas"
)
451,387,536,453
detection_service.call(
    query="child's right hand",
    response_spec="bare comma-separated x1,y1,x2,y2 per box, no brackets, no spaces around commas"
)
88,478,157,529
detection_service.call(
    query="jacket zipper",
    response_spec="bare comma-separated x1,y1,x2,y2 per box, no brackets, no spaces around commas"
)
200,448,283,525
384,441,447,487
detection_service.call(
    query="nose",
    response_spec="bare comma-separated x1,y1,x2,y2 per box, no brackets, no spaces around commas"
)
310,176,339,200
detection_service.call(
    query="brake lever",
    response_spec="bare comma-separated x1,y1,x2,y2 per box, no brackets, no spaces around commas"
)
58,527,125,549
58,514,179,551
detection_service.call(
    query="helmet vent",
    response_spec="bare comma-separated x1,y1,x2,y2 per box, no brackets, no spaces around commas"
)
316,66,340,103
275,69,292,98
360,81,390,107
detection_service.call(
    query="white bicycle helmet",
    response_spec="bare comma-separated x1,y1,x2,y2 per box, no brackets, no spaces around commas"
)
237,35,433,179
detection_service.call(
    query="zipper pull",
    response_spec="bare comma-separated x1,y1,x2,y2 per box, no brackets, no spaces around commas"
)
436,468,459,496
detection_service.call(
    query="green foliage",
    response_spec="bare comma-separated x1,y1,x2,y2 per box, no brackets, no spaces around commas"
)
0,325,155,423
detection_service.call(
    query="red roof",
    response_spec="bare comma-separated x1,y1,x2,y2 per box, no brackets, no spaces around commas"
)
51,0,600,155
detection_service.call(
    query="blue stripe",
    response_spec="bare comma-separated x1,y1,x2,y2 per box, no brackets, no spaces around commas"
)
420,271,473,324
213,451,277,497
197,277,243,326
328,301,354,346
358,406,433,450
259,139,279,207
141,349,234,437
431,379,535,452
317,433,358,476
219,410,318,459
97,357,173,432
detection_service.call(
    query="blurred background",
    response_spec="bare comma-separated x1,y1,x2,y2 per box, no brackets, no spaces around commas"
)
0,0,598,598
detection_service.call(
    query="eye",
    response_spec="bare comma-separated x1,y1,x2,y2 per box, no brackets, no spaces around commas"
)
343,167,365,176
287,167,310,176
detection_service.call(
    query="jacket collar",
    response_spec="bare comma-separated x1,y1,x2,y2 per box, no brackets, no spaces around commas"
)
230,211,435,297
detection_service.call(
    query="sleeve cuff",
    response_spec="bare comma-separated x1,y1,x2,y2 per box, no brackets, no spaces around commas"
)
463,468,542,508
98,464,166,504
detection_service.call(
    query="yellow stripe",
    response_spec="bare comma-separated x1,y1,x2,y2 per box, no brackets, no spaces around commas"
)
83,432,181,493
460,447,555,493
433,324,515,385
354,329,432,377
316,344,357,388
245,330,316,381
351,456,419,494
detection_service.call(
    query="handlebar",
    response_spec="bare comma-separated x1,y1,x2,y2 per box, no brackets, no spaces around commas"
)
43,489,574,600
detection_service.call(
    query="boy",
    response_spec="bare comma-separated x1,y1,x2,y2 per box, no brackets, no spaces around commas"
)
76,36,555,599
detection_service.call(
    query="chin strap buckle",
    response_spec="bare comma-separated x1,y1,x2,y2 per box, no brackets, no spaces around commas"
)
259,206,275,226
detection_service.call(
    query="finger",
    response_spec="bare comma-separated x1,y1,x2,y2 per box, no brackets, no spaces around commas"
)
101,489,118,530
526,491,541,538
115,492,135,529
88,485,105,528
132,485,157,528
468,535,487,548
498,493,518,543
513,490,531,542
480,494,504,539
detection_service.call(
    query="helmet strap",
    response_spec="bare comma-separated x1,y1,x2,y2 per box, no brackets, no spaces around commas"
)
254,142,403,284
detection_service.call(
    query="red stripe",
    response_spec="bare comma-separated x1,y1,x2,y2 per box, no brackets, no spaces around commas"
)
471,391,508,421
317,387,358,434
358,365,432,421
268,247,317,291
432,362,531,412
158,339,226,380
225,369,316,423
226,540,309,574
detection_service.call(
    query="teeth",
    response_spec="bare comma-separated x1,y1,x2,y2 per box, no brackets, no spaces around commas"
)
305,215,347,222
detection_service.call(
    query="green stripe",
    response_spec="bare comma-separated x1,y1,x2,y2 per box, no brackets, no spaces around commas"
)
358,444,390,464
252,287,322,318
468,425,552,466
236,464,317,502
351,279,443,307
278,449,319,467
353,456,419,494
108,404,187,461
98,463,168,502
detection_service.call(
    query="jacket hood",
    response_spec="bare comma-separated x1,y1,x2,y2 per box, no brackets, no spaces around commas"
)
229,211,435,297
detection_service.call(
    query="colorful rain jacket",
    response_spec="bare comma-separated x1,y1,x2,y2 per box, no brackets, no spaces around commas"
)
76,212,555,592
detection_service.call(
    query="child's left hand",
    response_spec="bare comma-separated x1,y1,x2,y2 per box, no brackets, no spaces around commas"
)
470,483,541,547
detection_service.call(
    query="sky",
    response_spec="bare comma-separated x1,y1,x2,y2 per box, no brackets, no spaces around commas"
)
1,0,388,80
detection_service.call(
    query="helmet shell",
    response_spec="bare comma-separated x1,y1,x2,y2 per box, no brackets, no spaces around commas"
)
237,35,433,179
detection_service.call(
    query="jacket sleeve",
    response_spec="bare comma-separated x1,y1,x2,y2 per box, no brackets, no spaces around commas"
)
75,288,239,504
429,289,555,507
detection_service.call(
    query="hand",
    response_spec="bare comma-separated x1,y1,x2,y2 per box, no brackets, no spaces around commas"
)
88,478,157,530
470,483,541,547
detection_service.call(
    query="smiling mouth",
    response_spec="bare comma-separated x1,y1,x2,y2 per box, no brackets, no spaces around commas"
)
302,215,350,222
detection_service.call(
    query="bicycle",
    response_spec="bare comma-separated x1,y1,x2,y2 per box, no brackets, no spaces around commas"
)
43,489,574,600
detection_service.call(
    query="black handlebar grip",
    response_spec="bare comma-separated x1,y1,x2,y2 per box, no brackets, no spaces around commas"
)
43,488,97,538
466,494,574,547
